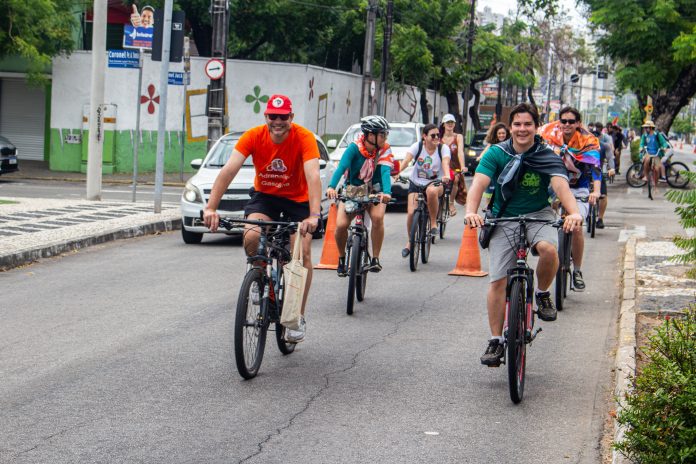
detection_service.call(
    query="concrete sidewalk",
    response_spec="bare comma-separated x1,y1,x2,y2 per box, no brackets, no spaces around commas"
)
3,160,190,187
0,197,180,271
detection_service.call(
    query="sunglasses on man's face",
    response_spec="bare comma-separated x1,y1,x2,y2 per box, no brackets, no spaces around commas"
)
559,119,577,125
428,133,440,139
267,114,290,121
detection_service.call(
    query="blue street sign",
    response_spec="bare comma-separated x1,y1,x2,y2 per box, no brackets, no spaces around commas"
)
123,25,154,49
107,49,140,69
609,111,620,117
168,72,189,86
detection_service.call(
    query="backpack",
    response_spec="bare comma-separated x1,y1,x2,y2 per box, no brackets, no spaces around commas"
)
415,140,443,160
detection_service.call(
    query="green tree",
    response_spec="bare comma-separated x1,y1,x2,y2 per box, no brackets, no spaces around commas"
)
671,117,694,137
580,0,696,133
0,0,78,81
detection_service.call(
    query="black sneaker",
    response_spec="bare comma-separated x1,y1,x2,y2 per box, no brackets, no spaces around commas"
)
572,270,586,291
596,218,605,229
368,257,382,273
337,257,347,277
480,339,504,366
536,291,557,321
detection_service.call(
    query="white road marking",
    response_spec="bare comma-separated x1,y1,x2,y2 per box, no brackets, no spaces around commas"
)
626,187,643,195
618,225,646,242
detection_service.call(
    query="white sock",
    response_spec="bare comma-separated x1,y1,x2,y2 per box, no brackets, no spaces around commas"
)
574,266,581,273
535,288,547,295
492,335,505,343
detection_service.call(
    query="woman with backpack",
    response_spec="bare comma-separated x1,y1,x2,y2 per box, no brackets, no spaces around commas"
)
397,124,451,258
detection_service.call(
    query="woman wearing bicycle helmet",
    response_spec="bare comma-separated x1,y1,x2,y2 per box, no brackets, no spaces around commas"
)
327,115,394,275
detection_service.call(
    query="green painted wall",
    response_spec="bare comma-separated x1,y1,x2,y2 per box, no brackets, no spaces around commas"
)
49,128,208,173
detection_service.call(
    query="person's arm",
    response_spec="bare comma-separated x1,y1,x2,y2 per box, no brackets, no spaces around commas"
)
203,149,246,232
589,166,602,205
328,146,354,190
457,134,466,172
398,152,413,175
550,176,583,233
377,164,392,202
464,173,491,227
301,158,322,236
639,133,646,149
440,144,451,183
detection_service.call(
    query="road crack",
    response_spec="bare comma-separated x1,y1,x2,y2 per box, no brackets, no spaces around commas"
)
237,280,459,463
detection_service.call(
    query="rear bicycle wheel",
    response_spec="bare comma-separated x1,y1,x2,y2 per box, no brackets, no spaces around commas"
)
274,267,296,355
647,163,655,200
507,279,527,404
347,233,360,315
409,211,421,272
234,268,269,379
626,163,647,187
421,209,431,264
356,241,369,302
666,161,690,188
439,194,449,239
555,230,566,312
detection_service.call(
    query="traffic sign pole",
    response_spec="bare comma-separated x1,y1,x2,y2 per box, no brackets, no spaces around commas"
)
132,51,144,202
154,0,173,214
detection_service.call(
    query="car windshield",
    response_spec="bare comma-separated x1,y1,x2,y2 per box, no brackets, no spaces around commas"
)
339,126,417,148
204,138,253,168
470,133,487,146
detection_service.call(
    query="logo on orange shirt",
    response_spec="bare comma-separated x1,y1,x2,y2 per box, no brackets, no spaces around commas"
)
267,159,288,172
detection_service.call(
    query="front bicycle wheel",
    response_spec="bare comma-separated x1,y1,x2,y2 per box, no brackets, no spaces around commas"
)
234,268,269,379
421,210,431,264
409,211,421,272
347,233,361,315
555,230,566,312
274,267,296,355
666,162,690,188
626,163,647,187
589,204,597,238
507,279,527,404
356,243,369,302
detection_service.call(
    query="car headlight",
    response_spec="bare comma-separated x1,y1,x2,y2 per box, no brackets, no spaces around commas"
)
183,182,203,203
468,149,476,157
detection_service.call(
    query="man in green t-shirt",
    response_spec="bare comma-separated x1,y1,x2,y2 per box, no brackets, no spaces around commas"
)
465,103,583,367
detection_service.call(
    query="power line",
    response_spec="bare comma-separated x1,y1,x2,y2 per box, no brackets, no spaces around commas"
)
285,0,355,11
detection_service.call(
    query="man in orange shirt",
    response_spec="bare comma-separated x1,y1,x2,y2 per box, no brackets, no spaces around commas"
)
204,94,322,343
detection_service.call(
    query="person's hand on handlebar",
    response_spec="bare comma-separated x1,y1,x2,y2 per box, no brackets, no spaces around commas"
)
589,190,601,205
326,187,338,200
299,215,319,236
465,212,484,228
203,208,220,232
441,175,451,184
377,193,391,204
608,168,615,178
562,213,583,233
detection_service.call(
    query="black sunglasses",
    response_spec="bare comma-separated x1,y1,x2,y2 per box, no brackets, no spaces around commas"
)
559,118,577,125
267,114,290,121
428,133,440,139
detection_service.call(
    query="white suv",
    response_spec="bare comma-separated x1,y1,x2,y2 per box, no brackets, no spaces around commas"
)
327,121,423,205
180,131,335,244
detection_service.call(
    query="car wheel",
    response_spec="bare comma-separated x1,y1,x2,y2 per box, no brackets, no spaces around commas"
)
181,226,203,244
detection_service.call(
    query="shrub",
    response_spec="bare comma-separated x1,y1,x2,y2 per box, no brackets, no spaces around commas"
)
665,162,696,278
630,139,641,163
614,308,696,463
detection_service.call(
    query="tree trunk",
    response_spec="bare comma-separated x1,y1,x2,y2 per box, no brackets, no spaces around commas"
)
470,82,482,131
445,89,463,132
419,87,429,123
527,86,536,107
652,64,696,133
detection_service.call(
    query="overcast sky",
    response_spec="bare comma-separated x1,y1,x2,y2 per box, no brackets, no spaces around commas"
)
478,0,587,26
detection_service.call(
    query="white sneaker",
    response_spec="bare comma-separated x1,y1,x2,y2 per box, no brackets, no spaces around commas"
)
285,317,306,343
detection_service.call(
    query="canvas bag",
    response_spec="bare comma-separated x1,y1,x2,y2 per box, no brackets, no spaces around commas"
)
280,233,307,330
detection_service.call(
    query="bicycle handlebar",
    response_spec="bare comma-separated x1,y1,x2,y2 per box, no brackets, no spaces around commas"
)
336,195,395,205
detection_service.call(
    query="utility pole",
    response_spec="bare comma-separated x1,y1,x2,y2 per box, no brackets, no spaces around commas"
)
86,0,107,201
360,0,378,117
544,48,554,122
153,0,173,213
207,0,229,152
460,0,476,142
378,0,393,117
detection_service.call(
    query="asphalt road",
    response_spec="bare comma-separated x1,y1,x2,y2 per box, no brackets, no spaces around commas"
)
0,149,691,463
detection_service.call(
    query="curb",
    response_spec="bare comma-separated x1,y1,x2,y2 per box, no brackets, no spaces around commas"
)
612,236,637,464
9,175,186,188
0,218,182,272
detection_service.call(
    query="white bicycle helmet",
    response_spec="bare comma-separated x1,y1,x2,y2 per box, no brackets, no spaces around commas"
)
360,115,390,134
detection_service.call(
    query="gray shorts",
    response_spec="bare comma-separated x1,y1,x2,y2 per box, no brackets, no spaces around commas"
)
571,187,590,219
488,207,558,282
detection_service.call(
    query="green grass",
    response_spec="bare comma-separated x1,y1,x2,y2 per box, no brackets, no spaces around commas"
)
0,199,18,205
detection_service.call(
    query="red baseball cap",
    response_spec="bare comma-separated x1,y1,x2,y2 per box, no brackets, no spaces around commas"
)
265,94,293,115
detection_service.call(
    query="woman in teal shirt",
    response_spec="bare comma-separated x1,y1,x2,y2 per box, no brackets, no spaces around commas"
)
327,116,393,274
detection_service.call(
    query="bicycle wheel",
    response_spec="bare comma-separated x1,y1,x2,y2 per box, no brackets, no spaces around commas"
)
507,279,527,404
421,210,431,264
439,194,449,240
234,268,269,379
647,163,654,200
274,267,296,355
356,243,369,302
589,204,597,238
625,163,647,187
409,211,421,272
555,230,566,312
347,233,360,315
666,161,690,188
563,231,572,298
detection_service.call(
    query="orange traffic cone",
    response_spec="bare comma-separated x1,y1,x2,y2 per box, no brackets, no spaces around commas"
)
314,203,340,270
449,224,488,277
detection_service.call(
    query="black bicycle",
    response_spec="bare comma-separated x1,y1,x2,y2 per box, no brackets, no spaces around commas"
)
481,215,563,404
217,216,299,379
408,179,442,272
338,195,388,315
626,151,690,193
586,198,597,239
555,195,587,311
436,181,453,239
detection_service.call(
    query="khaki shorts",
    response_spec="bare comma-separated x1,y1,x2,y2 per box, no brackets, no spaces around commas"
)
487,207,558,282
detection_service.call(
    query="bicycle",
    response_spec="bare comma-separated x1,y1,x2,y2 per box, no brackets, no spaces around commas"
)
626,151,690,192
586,197,597,239
337,195,390,316
217,216,299,379
555,195,587,311
480,214,563,404
436,179,453,240
406,179,442,272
